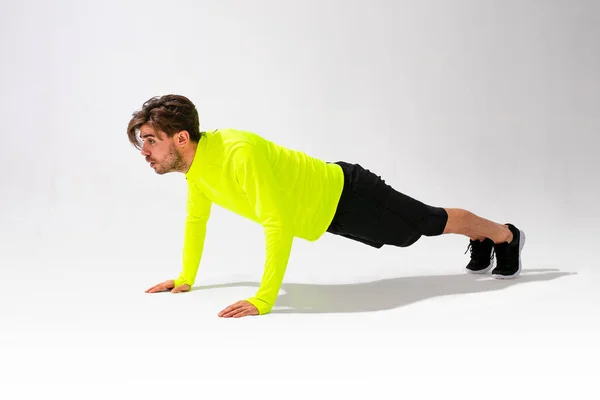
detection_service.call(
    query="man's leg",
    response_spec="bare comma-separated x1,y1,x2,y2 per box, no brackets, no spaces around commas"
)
326,161,524,278
441,208,513,244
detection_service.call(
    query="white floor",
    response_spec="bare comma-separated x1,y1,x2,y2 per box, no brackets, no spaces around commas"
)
2,227,598,399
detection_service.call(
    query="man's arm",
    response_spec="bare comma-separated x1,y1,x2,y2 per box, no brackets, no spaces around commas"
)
233,144,295,315
174,182,212,288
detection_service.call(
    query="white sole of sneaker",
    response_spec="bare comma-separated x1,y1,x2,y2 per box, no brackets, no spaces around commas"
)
492,228,526,279
465,260,494,274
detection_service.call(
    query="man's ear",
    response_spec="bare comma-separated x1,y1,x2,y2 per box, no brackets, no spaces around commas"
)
176,130,189,146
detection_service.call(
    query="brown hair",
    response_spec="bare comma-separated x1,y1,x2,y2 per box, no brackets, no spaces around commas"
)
127,94,203,150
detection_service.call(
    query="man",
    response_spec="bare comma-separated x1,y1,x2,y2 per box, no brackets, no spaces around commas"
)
127,94,525,318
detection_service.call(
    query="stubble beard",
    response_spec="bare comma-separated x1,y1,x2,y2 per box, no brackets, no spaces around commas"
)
155,144,185,175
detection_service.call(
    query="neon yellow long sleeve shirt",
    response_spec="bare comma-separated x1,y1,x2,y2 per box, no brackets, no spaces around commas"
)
174,128,345,314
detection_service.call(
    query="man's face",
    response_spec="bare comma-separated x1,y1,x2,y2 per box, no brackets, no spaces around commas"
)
139,124,185,175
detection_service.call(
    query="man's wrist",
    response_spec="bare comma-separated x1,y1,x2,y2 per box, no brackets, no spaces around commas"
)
247,297,272,315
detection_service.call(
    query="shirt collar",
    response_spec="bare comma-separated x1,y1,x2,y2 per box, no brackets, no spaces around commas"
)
185,131,209,179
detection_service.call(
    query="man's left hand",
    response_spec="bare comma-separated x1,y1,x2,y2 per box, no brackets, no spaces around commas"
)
218,300,259,318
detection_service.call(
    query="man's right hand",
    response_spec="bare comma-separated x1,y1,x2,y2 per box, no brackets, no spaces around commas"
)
145,280,191,294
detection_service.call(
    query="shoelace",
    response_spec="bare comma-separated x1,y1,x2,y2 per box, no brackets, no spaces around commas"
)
464,242,473,255
464,241,495,262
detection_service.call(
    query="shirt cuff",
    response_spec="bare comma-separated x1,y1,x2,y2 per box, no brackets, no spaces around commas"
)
246,296,272,315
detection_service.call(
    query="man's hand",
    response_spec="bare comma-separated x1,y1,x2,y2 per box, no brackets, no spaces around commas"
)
218,300,259,318
145,280,191,294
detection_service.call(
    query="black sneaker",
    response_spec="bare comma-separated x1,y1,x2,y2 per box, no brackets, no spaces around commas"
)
492,223,526,279
464,238,495,274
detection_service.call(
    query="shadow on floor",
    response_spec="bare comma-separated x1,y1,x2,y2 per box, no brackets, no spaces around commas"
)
192,268,575,314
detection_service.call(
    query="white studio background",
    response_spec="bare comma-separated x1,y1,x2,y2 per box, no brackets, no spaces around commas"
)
1,1,599,399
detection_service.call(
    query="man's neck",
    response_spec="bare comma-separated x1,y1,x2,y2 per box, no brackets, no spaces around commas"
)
180,142,198,174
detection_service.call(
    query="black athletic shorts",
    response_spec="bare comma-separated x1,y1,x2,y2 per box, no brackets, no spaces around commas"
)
326,161,448,248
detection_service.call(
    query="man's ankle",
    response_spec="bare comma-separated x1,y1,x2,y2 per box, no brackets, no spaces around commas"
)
493,226,513,244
